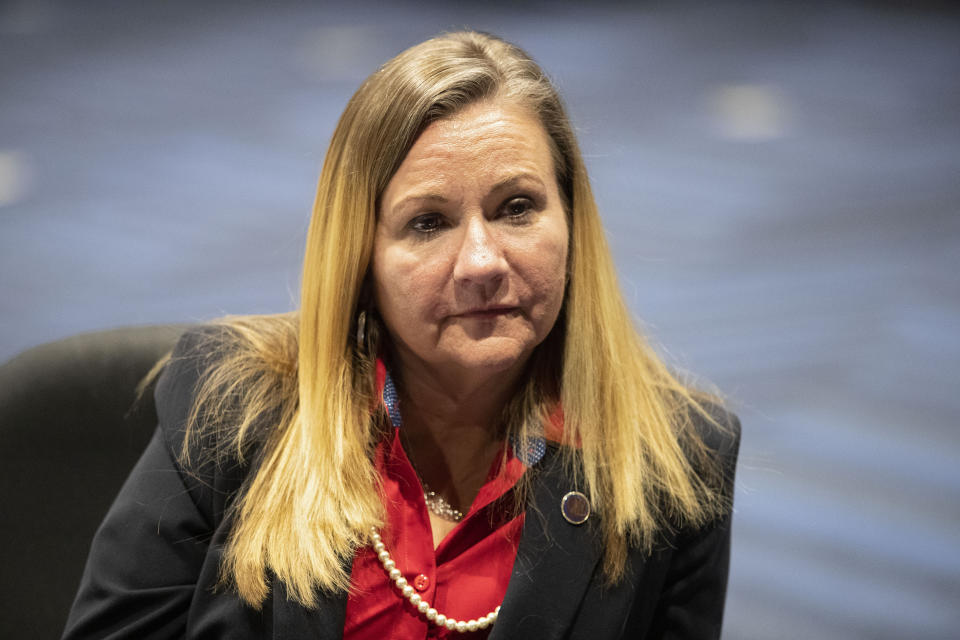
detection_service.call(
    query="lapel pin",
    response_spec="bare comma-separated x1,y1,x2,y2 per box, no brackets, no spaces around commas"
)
560,491,590,525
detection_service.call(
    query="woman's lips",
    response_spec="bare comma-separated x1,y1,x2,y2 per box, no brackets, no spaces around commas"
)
455,306,518,319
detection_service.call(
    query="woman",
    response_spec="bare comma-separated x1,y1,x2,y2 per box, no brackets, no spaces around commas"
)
64,31,739,639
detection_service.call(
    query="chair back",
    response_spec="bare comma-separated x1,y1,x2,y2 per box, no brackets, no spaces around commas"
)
0,325,187,639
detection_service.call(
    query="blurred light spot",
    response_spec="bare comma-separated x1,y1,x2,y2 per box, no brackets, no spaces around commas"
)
0,150,33,208
709,84,789,141
296,26,384,81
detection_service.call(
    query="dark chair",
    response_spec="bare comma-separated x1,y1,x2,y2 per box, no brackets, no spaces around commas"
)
0,325,188,639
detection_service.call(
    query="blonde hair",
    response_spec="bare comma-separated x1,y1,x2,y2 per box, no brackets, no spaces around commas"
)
180,31,730,608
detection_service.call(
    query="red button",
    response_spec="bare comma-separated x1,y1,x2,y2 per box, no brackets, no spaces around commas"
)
413,574,430,592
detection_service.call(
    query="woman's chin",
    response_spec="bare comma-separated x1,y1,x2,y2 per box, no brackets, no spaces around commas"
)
442,337,533,376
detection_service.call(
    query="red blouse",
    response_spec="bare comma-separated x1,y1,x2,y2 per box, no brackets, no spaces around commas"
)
343,430,526,639
343,365,527,639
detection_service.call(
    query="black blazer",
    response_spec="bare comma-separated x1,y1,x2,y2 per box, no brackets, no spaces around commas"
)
64,329,740,639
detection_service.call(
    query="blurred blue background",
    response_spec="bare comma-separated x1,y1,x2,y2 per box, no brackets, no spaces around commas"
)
1,1,958,638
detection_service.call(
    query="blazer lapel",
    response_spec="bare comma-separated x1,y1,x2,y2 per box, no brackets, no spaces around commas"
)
491,446,603,640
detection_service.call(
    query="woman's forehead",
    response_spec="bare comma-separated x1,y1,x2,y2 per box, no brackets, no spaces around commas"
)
381,101,556,207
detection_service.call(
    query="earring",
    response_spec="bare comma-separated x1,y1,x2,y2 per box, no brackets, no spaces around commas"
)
356,310,367,347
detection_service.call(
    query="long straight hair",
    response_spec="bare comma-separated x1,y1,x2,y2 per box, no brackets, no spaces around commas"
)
183,31,730,608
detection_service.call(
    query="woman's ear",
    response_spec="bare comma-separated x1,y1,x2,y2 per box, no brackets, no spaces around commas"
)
354,275,385,360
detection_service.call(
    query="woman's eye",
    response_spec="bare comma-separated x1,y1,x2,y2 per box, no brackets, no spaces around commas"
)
502,197,534,220
410,213,443,235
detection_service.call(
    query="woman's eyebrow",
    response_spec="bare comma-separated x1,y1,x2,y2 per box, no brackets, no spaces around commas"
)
490,172,546,192
392,192,449,212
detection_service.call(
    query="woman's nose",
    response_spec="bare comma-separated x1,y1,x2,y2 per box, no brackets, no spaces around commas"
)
452,216,508,295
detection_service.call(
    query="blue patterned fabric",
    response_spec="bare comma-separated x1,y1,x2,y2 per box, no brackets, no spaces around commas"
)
382,370,402,428
513,435,547,466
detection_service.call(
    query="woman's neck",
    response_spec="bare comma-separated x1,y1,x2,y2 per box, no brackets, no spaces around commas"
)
393,356,523,518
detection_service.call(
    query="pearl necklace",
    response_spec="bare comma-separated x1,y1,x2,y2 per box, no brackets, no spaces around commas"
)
371,527,500,633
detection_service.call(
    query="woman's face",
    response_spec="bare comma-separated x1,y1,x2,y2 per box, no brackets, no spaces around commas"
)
372,100,569,384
